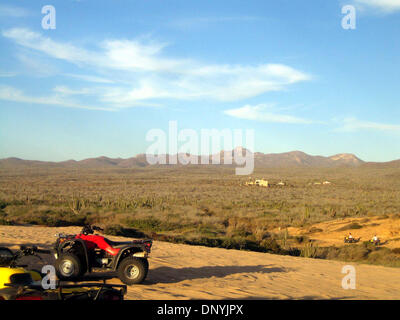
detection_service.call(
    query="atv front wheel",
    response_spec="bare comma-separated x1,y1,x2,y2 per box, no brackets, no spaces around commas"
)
55,253,83,280
117,257,148,285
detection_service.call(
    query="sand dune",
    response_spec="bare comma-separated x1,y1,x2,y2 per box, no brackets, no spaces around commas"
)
1,225,399,300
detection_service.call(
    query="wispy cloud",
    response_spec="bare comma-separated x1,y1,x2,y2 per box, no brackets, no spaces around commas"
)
224,104,313,124
337,117,400,132
0,4,31,17
0,85,112,111
1,28,311,110
16,53,59,76
3,28,91,65
353,0,400,13
53,86,95,96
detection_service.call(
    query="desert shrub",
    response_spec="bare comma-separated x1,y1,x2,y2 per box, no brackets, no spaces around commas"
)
307,227,323,234
196,225,220,237
367,248,400,267
294,235,309,244
368,223,380,227
7,199,25,206
377,214,389,220
337,223,363,231
103,224,147,238
391,248,400,255
286,247,301,256
194,237,223,248
25,213,88,227
300,242,319,258
221,237,262,252
188,236,268,252
260,238,282,254
126,217,183,232
0,200,8,210
197,207,215,217
0,218,13,225
229,229,252,238
150,233,181,243
335,244,370,261
312,243,400,267
220,237,239,249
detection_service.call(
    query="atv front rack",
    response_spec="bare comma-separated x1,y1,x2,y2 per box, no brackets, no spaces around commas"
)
4,282,127,300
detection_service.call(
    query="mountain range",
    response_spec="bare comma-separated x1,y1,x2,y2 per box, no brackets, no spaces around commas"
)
1,149,398,169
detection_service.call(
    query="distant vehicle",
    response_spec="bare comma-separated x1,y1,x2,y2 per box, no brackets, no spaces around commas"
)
370,236,381,246
344,236,361,243
245,179,269,187
54,225,152,285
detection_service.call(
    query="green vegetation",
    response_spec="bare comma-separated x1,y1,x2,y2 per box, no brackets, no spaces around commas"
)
1,165,400,267
311,243,400,268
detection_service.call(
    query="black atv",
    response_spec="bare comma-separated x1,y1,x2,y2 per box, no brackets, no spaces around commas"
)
0,245,127,300
344,237,361,244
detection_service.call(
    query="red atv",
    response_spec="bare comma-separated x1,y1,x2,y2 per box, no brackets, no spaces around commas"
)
54,225,152,285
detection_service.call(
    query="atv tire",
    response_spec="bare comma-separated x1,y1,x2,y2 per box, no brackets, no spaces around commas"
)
55,253,83,280
117,257,148,285
140,258,149,273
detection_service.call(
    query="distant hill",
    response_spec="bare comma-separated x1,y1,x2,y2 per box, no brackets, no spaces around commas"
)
361,159,400,169
253,151,364,168
0,149,381,169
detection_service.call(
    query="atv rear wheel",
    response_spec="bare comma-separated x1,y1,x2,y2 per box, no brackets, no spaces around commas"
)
55,253,83,280
117,257,148,285
140,257,149,273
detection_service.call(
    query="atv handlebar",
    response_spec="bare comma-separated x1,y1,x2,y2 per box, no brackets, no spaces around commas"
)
19,245,49,254
2,246,51,268
81,224,104,235
19,245,51,255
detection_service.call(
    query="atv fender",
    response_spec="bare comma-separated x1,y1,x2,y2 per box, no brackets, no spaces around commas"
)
112,247,145,271
57,239,90,273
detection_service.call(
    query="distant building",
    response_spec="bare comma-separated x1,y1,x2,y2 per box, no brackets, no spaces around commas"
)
246,179,269,187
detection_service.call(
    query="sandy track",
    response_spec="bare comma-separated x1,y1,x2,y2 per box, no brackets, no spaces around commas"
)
1,225,399,300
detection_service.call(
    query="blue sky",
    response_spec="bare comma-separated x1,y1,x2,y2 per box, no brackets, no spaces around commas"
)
0,0,399,162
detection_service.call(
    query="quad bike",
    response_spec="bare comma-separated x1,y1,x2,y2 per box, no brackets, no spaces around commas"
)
0,245,127,300
344,237,361,244
54,224,152,285
370,239,381,246
0,245,48,289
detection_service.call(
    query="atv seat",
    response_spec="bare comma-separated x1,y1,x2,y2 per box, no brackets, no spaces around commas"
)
104,239,133,249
